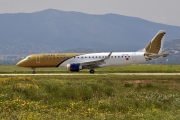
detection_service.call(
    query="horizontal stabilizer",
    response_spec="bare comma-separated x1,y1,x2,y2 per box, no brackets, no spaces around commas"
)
145,52,169,60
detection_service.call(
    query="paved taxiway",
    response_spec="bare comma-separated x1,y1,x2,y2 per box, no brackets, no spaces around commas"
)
0,73,180,76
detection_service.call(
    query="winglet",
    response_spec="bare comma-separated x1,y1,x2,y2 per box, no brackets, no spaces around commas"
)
107,52,112,58
103,52,112,60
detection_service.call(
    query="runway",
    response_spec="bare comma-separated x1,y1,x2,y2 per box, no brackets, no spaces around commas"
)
0,73,180,76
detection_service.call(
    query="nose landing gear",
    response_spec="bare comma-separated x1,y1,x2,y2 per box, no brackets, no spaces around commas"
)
32,68,36,74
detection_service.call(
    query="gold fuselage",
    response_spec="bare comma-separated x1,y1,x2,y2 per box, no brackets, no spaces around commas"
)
16,53,81,68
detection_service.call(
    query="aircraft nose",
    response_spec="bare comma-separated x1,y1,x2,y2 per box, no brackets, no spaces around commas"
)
16,60,24,67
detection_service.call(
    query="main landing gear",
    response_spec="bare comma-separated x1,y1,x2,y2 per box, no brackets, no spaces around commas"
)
90,69,95,74
32,68,36,74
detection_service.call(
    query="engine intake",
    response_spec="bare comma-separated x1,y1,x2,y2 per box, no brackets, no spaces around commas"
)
67,63,82,72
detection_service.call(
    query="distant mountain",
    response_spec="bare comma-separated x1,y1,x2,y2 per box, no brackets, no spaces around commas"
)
0,9,180,55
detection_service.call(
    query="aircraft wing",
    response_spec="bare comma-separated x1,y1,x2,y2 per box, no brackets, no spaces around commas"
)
79,52,112,68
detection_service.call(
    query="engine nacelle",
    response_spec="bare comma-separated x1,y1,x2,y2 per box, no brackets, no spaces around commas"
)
67,63,82,72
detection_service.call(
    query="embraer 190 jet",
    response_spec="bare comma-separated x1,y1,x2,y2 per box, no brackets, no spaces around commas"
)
16,30,168,74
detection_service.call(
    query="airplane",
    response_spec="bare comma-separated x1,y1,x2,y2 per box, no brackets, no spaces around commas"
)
16,30,168,74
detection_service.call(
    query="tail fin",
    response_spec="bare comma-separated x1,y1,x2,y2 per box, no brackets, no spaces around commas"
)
142,30,168,60
145,30,166,54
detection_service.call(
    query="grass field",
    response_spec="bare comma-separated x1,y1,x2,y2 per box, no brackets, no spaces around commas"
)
1,64,180,73
0,75,180,119
0,65,180,119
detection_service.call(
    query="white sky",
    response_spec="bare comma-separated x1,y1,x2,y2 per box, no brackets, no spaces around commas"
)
0,0,180,26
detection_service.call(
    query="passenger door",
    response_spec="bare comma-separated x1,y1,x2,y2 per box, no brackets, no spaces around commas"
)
36,55,40,63
132,52,136,62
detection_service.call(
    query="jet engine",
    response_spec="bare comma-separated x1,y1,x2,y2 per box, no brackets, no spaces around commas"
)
67,63,82,72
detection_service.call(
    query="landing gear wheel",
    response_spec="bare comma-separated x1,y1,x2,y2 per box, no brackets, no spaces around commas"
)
32,68,36,74
90,69,95,74
32,71,36,74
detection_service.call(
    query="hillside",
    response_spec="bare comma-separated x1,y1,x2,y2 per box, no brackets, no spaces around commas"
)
159,39,180,64
0,9,180,55
0,39,179,65
0,9,180,64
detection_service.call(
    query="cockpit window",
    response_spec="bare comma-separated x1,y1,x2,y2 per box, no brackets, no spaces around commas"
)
24,56,30,60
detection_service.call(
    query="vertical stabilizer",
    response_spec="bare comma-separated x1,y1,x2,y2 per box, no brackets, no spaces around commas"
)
145,30,166,54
